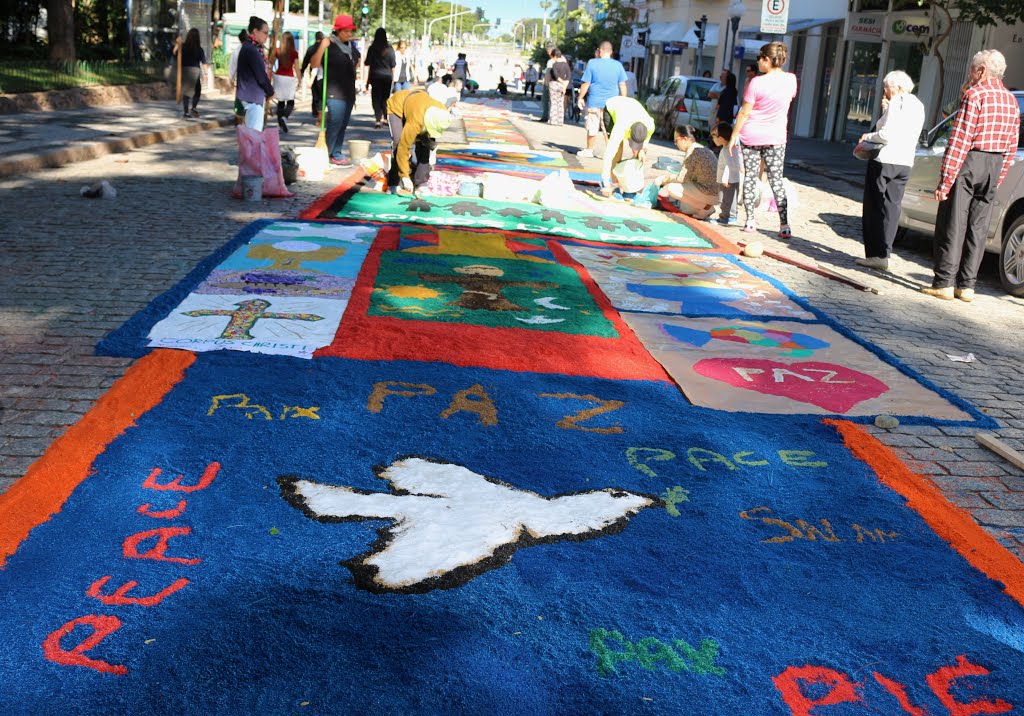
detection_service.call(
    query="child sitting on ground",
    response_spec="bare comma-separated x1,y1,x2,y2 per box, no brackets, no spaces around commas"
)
711,123,741,226
497,77,508,95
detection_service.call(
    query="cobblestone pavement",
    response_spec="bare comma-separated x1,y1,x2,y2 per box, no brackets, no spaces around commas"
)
2,98,1023,561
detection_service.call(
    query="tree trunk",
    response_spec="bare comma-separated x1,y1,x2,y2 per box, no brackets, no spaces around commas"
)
46,0,76,63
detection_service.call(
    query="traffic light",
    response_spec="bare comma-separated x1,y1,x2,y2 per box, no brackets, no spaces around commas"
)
360,1,370,15
476,7,484,21
693,15,707,42
495,17,500,25
361,1,370,33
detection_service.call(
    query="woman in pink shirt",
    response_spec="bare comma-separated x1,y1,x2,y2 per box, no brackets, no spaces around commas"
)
728,42,798,238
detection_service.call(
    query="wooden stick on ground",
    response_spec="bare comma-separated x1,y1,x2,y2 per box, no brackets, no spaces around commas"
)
736,240,881,295
976,432,1024,472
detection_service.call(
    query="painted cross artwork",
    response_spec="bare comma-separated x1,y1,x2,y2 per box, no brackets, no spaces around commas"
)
326,192,710,248
564,247,815,319
142,222,377,359
622,315,976,422
280,457,656,593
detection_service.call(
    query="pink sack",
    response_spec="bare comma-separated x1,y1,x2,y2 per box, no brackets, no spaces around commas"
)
232,124,293,199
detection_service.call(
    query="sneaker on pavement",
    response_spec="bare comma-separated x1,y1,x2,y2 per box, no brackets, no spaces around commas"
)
741,221,757,234
329,157,352,166
716,217,739,226
190,109,200,119
855,256,889,270
954,287,975,302
577,148,595,158
921,286,954,300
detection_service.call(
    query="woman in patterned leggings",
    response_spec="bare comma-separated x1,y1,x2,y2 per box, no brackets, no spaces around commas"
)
728,42,798,238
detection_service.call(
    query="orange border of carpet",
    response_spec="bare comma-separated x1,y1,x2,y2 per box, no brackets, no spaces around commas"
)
0,349,195,568
826,418,1024,607
299,166,367,221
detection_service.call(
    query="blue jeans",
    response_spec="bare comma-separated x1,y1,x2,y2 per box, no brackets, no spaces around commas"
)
324,97,353,161
392,81,410,92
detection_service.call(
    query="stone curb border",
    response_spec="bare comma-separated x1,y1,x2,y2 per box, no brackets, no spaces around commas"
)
0,116,234,178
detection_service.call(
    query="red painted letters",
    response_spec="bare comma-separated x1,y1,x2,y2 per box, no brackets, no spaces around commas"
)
142,462,220,492
136,500,187,519
87,576,190,607
773,665,862,716
123,527,201,565
926,655,1012,716
42,615,128,675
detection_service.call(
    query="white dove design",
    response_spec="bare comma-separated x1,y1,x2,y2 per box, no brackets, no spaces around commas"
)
278,457,659,593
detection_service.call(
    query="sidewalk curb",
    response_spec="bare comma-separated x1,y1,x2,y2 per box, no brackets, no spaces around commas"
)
787,159,865,189
0,116,235,178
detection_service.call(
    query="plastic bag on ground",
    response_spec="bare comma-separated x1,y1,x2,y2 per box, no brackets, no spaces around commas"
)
533,170,581,210
612,158,646,194
232,125,293,199
481,172,541,203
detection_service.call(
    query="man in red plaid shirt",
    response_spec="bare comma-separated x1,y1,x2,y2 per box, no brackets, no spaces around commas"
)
924,49,1021,302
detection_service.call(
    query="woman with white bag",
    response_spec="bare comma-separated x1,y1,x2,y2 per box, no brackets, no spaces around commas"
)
856,70,925,270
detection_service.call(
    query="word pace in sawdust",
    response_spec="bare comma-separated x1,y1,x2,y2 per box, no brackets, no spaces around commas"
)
627,446,828,478
41,464,219,676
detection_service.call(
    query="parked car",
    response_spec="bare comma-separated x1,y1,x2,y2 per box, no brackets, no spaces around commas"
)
644,75,717,139
899,91,1024,296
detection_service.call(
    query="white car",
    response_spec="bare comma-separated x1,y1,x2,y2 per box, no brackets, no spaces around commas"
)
899,91,1024,296
644,75,717,139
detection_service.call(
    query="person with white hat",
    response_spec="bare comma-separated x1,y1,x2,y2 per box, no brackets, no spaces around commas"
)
385,88,451,193
599,95,655,198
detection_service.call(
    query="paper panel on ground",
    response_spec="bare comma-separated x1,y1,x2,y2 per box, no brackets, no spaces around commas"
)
565,246,815,319
624,314,975,421
142,222,376,359
324,192,711,248
317,227,667,379
438,145,569,167
1,352,1021,714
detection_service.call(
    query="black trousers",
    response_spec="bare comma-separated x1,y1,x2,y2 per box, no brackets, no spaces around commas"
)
932,150,1002,289
386,114,434,188
370,77,392,122
311,78,323,116
861,159,910,259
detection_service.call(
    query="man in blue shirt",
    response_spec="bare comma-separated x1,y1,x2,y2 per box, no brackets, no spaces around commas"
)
576,41,627,158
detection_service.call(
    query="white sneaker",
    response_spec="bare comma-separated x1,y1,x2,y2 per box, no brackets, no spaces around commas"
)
855,256,889,270
577,148,595,158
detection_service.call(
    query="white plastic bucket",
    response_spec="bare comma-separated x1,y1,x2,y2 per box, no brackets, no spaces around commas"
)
241,175,264,201
348,140,371,161
295,147,328,181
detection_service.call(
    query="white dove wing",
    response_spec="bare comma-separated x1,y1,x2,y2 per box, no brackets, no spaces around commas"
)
293,479,411,520
519,491,655,538
380,457,494,497
365,498,523,588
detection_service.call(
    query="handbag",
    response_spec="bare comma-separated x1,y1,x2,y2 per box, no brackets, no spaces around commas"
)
853,140,883,161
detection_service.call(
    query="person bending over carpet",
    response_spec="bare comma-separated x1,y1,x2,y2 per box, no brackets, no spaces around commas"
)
386,88,452,194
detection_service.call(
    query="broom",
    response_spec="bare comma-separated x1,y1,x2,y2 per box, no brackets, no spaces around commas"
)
174,36,183,105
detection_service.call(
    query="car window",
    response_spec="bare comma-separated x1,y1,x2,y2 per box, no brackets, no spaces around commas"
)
927,113,955,148
666,79,681,95
685,81,715,101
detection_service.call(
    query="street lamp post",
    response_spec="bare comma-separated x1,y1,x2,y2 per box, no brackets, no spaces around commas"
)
728,0,744,76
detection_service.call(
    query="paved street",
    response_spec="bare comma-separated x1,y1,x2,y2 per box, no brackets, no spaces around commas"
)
2,93,1023,562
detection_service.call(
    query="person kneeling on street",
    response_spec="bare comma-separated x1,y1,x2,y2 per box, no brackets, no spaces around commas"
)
657,126,721,219
386,88,452,194
599,96,656,200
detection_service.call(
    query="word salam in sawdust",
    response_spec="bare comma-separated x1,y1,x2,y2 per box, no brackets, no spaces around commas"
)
589,628,726,678
740,506,899,545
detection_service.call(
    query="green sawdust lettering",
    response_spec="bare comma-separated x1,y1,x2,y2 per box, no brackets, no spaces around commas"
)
627,447,828,475
589,628,725,678
661,486,689,517
625,448,676,478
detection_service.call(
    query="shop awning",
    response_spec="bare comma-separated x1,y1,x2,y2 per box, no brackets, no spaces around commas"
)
682,22,720,46
647,22,688,42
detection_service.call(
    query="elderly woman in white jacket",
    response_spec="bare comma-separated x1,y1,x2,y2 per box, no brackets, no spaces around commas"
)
857,70,926,270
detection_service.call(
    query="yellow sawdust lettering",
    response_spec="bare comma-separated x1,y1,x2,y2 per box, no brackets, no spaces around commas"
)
207,394,272,420
538,393,625,434
439,384,498,426
739,506,803,543
367,382,437,413
280,406,320,420
794,519,842,542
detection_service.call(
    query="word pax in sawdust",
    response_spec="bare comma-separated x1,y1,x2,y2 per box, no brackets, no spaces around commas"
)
588,628,726,678
207,393,320,421
41,464,219,676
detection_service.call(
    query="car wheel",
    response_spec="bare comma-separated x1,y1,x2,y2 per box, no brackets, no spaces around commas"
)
999,214,1024,297
893,227,909,245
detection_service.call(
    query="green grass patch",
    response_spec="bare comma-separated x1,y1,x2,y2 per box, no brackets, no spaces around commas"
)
0,61,165,94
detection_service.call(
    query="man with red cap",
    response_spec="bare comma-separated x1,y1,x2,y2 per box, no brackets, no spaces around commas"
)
310,14,362,166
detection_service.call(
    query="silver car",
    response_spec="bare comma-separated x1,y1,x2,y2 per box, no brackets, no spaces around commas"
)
899,90,1024,296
